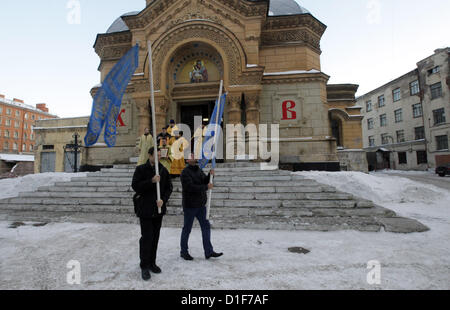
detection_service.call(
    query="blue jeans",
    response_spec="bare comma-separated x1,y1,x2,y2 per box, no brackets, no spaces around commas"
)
180,206,214,256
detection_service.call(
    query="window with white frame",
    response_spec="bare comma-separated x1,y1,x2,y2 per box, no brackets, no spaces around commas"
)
13,142,18,150
410,80,420,95
394,109,403,123
366,100,372,112
436,135,448,151
367,118,374,130
433,108,446,125
381,134,389,145
369,136,375,147
396,130,405,143
430,82,442,100
393,88,401,102
412,103,423,118
378,95,385,108
380,114,387,127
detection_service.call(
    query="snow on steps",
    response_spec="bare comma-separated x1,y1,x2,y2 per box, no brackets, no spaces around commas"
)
0,163,429,233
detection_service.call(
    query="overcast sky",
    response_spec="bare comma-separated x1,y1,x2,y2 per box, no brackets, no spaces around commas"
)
0,0,448,118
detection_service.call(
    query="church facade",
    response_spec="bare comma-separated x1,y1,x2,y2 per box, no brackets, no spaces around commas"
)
86,0,366,171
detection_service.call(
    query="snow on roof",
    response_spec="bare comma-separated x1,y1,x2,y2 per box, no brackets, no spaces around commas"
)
0,97,56,117
0,153,35,162
264,69,320,76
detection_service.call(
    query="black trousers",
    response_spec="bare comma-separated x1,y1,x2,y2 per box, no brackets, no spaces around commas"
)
139,216,163,270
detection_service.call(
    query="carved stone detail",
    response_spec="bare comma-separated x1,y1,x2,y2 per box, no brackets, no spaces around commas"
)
152,23,243,89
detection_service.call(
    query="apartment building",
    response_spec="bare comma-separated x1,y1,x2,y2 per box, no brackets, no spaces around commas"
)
357,48,449,170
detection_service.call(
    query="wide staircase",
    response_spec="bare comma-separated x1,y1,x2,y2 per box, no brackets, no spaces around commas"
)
0,163,428,233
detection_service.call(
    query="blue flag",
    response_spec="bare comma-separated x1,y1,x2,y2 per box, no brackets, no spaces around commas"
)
199,93,227,169
84,44,139,147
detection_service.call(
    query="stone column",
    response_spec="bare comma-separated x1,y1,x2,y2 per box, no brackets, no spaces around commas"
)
154,95,169,134
135,98,151,136
244,92,260,159
245,92,260,127
225,92,244,160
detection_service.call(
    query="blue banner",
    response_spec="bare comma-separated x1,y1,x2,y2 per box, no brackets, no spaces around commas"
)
84,44,139,147
199,93,227,169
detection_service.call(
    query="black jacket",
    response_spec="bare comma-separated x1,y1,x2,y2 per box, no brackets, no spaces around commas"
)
132,161,173,218
180,165,212,208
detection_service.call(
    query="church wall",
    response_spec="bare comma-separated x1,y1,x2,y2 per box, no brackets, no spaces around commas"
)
260,81,337,164
259,46,321,72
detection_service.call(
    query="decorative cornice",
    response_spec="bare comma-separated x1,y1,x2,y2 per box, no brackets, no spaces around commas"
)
263,14,326,36
262,72,330,85
94,31,132,57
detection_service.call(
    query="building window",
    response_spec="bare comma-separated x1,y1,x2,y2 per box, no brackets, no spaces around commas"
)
410,80,420,95
14,131,18,139
24,113,28,119
14,121,19,128
428,66,440,75
369,136,375,147
412,103,423,118
32,115,35,120
433,108,446,125
13,143,18,151
15,111,20,117
398,152,407,164
394,109,403,123
24,123,27,129
24,133,28,140
6,108,11,115
367,118,374,130
380,114,387,127
3,142,9,150
0,106,2,113
436,135,448,151
430,82,442,100
31,133,34,140
0,116,2,124
6,119,11,126
415,126,425,140
366,100,373,112
417,151,428,164
396,130,405,143
30,144,34,152
381,134,389,145
393,88,401,102
4,130,9,138
22,144,26,151
378,95,385,108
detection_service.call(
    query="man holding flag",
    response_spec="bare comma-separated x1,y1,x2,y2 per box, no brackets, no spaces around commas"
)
180,86,226,261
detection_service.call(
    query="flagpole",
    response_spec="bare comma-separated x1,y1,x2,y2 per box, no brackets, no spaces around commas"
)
147,41,162,213
206,79,223,220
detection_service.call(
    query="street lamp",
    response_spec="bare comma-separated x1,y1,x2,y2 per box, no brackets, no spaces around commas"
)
63,132,83,173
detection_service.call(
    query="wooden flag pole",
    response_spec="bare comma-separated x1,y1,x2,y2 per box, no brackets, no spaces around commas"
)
147,41,162,213
206,79,224,220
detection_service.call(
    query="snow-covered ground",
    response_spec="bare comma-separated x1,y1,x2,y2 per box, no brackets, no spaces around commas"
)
0,172,87,200
0,171,449,290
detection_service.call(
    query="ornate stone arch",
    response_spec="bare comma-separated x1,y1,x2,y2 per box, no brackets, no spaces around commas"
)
145,21,247,91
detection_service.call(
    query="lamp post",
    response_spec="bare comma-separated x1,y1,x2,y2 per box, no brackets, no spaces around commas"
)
64,132,82,173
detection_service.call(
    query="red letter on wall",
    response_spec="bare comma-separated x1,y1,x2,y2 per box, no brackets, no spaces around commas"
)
117,109,126,127
282,100,297,120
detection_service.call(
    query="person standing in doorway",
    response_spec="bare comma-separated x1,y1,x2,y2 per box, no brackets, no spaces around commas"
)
137,128,154,166
179,153,223,261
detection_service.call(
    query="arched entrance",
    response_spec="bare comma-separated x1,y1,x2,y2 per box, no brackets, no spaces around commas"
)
166,41,225,137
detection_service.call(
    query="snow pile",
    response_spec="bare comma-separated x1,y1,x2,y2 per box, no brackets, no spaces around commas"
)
0,172,87,200
294,171,448,205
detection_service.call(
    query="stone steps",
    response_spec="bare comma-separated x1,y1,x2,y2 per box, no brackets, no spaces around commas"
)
0,162,430,233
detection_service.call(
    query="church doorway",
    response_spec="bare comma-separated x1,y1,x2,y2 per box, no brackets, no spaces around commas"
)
179,100,215,138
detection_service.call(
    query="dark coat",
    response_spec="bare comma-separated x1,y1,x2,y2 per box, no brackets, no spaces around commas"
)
180,164,212,208
132,160,173,218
